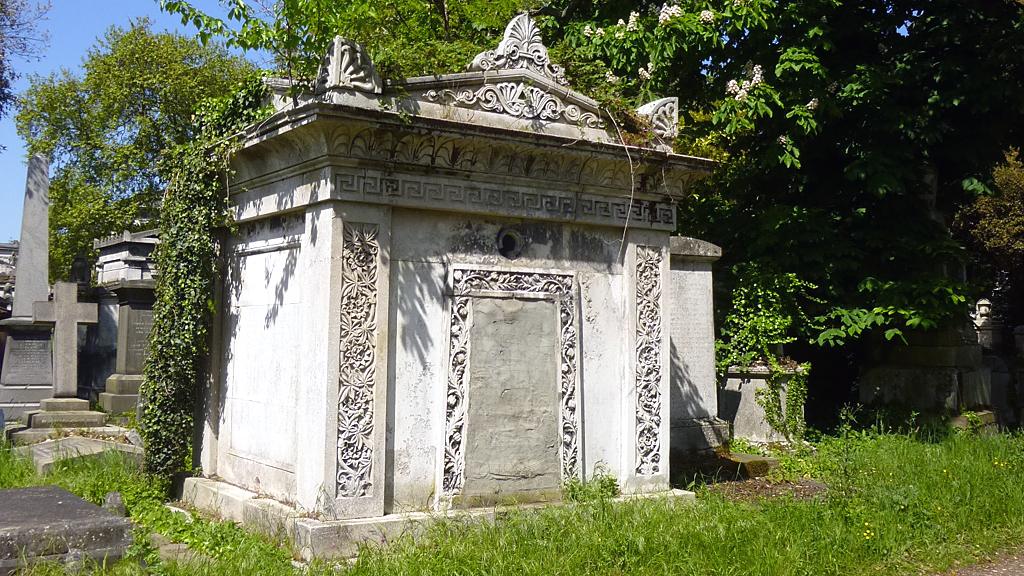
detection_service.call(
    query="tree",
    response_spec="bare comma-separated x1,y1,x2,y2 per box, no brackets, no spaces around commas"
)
16,19,254,280
957,150,1024,326
543,1,1024,349
0,0,49,122
160,0,533,81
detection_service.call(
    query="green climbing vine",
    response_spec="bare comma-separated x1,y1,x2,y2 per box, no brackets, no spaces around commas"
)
753,358,810,443
141,74,271,476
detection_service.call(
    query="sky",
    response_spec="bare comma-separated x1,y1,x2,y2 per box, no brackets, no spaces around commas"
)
0,0,246,242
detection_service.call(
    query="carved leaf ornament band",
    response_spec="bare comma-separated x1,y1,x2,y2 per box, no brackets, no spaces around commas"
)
337,223,380,498
426,83,604,129
635,246,664,475
443,269,580,497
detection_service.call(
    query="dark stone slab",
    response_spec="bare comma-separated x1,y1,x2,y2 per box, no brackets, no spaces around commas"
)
0,486,132,574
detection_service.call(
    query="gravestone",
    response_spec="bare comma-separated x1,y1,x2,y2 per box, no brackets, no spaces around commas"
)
0,155,55,419
93,230,158,413
33,282,98,400
667,236,729,456
9,281,107,437
0,486,132,574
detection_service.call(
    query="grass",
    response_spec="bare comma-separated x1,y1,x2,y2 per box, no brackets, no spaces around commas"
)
3,425,1024,575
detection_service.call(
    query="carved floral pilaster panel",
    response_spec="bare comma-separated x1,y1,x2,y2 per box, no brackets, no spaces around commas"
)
336,223,380,498
442,269,580,498
635,245,663,475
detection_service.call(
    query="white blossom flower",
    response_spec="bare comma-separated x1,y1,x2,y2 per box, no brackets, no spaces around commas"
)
735,89,748,101
617,18,626,26
583,24,594,37
733,0,748,6
778,135,790,145
595,26,606,37
751,64,764,85
639,67,652,80
699,10,715,24
615,29,625,39
627,11,639,31
806,98,819,111
605,71,620,83
659,3,682,24
726,79,740,95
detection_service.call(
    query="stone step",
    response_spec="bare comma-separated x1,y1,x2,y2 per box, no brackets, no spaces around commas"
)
40,398,91,412
98,393,139,414
105,374,142,396
722,452,780,478
25,410,107,429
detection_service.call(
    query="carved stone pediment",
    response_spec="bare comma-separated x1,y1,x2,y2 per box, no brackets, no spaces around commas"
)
468,14,568,86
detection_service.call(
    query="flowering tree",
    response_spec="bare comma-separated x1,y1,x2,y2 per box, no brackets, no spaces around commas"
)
544,0,1024,349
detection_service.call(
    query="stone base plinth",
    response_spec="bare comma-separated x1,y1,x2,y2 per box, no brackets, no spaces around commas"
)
719,367,801,443
8,426,128,446
99,374,141,414
6,395,111,445
670,417,729,459
182,478,695,561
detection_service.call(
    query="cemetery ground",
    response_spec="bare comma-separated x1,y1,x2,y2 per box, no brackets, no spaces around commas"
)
4,423,1024,575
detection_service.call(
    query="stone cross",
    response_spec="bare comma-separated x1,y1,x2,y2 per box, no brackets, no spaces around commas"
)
33,282,97,398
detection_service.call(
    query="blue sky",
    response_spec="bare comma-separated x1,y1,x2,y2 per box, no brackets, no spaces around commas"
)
0,0,247,242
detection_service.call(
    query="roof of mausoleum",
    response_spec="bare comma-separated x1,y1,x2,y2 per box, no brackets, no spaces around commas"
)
250,14,712,167
231,15,714,230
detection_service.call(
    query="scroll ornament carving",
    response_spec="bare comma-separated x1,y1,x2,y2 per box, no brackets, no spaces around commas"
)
316,36,383,95
443,269,580,497
636,97,679,141
425,82,604,129
635,245,664,475
469,14,568,86
337,223,380,498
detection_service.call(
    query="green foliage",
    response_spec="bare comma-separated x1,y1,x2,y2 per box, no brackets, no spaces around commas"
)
714,263,815,441
141,74,271,477
15,19,252,279
346,432,1024,576
716,263,818,372
560,0,1024,350
959,150,1024,267
563,467,620,503
0,0,49,123
161,0,536,81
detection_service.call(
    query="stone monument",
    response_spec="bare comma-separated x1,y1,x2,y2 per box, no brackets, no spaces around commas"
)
9,281,107,438
184,16,720,557
0,155,55,419
93,230,158,413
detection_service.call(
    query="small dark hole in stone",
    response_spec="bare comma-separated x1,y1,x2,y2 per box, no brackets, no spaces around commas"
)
497,228,523,259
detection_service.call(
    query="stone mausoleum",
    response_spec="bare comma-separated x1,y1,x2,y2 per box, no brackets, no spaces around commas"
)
190,16,722,545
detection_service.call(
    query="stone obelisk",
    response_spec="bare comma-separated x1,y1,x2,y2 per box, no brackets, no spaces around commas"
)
0,155,55,419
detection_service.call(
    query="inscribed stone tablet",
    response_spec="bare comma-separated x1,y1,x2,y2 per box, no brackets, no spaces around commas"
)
463,297,561,503
123,309,153,374
0,334,53,386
